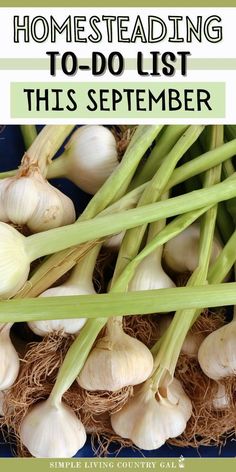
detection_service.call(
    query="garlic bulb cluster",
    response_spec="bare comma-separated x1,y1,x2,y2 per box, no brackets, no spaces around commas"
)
20,398,86,458
163,224,222,273
77,318,153,391
0,324,20,390
129,252,175,292
48,126,119,195
198,319,236,380
0,171,75,233
111,377,192,450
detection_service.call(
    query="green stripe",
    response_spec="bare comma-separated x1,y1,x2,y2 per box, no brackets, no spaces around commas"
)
1,1,236,6
0,58,236,70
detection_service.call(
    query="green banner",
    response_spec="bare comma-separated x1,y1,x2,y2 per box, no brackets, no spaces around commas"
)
11,82,225,119
0,458,236,472
0,1,236,7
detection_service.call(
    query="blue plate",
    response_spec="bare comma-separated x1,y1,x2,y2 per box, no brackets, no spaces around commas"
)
0,125,234,458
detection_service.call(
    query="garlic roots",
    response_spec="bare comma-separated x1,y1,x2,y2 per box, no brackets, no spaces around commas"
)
111,377,192,450
0,324,20,390
77,318,153,391
20,398,86,458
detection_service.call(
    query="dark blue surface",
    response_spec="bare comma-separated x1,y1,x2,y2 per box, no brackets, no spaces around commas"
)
0,125,235,458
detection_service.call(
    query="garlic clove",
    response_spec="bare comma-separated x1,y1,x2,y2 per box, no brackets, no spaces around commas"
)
64,125,119,194
4,177,39,225
0,324,20,390
0,223,30,299
111,378,192,450
198,320,236,380
129,254,175,292
163,224,222,273
77,324,154,391
28,285,90,336
20,399,86,458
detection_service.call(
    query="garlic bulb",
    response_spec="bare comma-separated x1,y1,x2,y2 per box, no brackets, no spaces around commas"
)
28,246,99,336
163,224,222,273
212,383,230,410
104,231,125,251
20,398,86,458
0,223,30,299
0,171,75,233
129,252,175,292
48,126,119,195
0,324,20,390
77,318,153,391
111,377,192,450
198,319,236,380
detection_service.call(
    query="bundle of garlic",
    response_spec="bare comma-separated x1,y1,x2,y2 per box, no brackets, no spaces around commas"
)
1,124,236,460
0,125,76,233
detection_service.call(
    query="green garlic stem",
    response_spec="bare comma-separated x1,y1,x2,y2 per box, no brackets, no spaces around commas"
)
26,174,236,262
208,230,236,284
66,244,101,286
151,125,223,386
19,125,74,178
20,125,37,150
1,284,236,324
130,125,189,190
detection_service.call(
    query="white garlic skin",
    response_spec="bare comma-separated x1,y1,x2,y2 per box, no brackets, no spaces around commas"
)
163,224,222,273
0,223,30,299
0,325,20,390
129,253,175,292
111,378,192,450
198,321,236,380
62,125,119,194
1,172,75,233
77,322,153,391
28,283,93,336
20,399,86,458
104,232,125,251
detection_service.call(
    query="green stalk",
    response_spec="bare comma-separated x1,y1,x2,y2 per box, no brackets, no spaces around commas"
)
1,283,236,324
112,125,204,281
150,125,223,382
130,125,189,189
216,202,234,243
208,230,236,284
26,174,236,262
20,125,37,149
0,169,17,179
19,125,74,178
